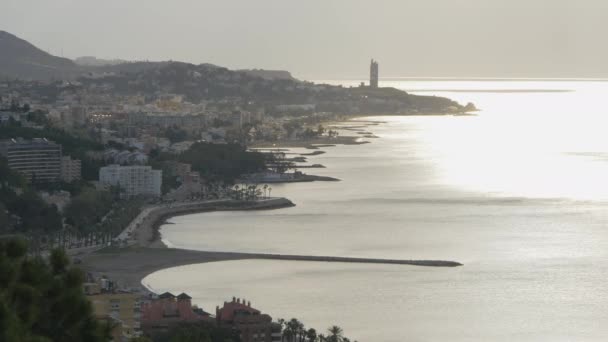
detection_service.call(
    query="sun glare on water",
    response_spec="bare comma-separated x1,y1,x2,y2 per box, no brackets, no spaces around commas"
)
395,81,608,200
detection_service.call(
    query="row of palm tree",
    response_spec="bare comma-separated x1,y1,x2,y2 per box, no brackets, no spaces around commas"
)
277,318,356,342
200,182,272,200
230,183,273,201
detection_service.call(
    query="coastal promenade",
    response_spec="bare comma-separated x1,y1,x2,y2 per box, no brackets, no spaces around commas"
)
81,197,463,292
114,197,295,247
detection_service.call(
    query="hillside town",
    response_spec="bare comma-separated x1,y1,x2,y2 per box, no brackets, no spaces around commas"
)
0,36,469,342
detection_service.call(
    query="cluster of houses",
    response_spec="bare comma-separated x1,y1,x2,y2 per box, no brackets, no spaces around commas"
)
1,76,344,148
84,275,281,342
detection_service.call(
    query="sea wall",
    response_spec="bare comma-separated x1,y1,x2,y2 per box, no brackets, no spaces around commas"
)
116,198,295,247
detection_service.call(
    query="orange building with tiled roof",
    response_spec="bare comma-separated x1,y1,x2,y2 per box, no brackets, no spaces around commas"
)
141,292,211,333
216,297,281,342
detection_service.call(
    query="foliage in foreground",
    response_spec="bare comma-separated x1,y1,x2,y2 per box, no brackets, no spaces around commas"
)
278,318,357,342
147,322,241,342
0,238,111,342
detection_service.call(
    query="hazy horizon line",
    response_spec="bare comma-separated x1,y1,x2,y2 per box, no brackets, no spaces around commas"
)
305,76,608,82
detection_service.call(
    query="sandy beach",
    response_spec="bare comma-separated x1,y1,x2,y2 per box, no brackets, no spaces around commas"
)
80,196,462,291
80,198,297,289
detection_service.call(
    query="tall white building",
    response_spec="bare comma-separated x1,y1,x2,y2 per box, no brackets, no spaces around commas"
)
0,138,62,182
99,165,162,197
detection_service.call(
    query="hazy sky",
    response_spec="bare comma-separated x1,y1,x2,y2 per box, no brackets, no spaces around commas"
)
2,0,608,79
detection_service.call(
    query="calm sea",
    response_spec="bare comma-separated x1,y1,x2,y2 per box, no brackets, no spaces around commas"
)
144,79,608,341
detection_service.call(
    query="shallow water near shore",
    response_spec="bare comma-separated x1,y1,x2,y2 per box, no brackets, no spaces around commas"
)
145,80,608,341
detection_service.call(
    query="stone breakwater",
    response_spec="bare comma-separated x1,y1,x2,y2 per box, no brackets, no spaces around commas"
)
239,253,463,267
82,248,463,290
82,197,462,292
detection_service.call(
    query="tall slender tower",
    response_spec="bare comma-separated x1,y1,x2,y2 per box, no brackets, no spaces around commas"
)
370,59,379,88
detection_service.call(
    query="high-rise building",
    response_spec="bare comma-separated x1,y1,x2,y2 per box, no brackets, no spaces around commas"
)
0,138,62,182
370,59,379,88
99,164,162,197
60,155,82,183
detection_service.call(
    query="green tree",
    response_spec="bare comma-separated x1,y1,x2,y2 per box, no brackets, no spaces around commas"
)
130,338,153,342
0,238,111,341
165,126,189,144
174,142,266,182
317,124,325,136
26,110,49,125
306,328,317,342
327,326,343,342
64,189,113,233
151,322,240,342
0,156,27,188
169,327,211,342
0,202,8,231
8,191,62,233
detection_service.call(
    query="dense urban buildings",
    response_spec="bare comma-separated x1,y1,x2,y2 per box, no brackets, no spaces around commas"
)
0,138,62,182
99,164,162,197
370,59,379,88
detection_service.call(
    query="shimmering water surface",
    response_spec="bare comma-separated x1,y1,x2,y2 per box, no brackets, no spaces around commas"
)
144,80,608,341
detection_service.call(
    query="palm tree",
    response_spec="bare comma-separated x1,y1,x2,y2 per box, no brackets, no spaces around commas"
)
278,318,286,342
297,320,306,342
306,328,317,342
248,184,257,200
327,326,343,342
287,318,303,342
233,185,240,200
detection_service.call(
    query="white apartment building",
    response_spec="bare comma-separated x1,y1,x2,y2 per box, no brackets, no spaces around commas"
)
0,138,62,182
99,164,162,198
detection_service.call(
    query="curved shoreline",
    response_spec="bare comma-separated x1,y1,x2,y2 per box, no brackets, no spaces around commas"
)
82,247,463,290
80,197,462,292
79,194,462,291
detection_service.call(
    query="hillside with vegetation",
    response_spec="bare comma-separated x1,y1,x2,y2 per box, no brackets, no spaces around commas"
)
0,30,471,115
76,61,468,114
0,31,79,80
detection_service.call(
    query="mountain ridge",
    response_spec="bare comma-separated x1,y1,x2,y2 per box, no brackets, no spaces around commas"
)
0,30,78,80
0,31,298,82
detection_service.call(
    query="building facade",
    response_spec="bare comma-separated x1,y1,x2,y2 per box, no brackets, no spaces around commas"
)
0,138,62,182
99,164,162,197
141,292,211,333
370,59,379,88
216,298,281,342
88,292,142,341
60,155,82,182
